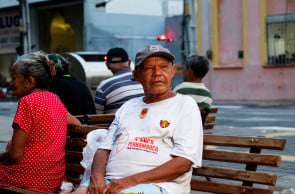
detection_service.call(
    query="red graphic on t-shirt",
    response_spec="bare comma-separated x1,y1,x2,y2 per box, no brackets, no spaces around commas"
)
114,132,129,155
127,136,159,154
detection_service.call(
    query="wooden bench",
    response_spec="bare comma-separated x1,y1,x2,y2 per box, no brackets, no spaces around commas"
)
1,109,287,194
192,135,286,193
66,112,287,194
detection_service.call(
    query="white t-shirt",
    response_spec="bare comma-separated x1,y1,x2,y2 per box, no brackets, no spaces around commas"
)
99,93,203,194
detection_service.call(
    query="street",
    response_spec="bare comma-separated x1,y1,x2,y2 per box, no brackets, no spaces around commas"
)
0,100,295,192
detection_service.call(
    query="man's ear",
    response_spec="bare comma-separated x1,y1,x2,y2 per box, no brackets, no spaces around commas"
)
132,70,139,82
171,64,177,76
105,61,112,70
187,65,195,77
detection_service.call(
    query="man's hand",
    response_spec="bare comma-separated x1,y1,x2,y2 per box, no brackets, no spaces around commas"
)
87,174,107,194
102,178,136,194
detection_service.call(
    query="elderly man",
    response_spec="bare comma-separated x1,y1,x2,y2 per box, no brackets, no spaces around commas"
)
88,45,203,194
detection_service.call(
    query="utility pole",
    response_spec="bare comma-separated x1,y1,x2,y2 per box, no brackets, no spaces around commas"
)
182,0,197,58
18,0,31,54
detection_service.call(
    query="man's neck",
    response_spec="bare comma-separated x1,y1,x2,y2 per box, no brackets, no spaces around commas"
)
184,77,202,83
144,91,176,104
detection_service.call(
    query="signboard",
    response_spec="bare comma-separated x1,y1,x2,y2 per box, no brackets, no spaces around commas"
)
0,11,20,48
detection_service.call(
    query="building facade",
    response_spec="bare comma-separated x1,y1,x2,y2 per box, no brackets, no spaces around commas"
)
0,0,182,88
197,0,295,101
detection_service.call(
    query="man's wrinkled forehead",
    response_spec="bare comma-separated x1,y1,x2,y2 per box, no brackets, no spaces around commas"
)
142,56,172,66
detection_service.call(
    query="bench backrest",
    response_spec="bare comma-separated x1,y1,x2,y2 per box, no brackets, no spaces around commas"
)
192,134,286,194
202,107,218,133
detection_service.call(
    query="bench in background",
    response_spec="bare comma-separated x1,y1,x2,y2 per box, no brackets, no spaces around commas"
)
191,134,286,193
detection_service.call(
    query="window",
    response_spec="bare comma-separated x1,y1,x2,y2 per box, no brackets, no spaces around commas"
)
266,14,295,65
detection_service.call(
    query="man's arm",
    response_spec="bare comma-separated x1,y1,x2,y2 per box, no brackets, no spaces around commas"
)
103,156,192,193
87,149,110,194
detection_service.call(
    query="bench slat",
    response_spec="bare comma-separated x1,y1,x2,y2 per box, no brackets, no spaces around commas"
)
203,123,214,130
203,149,281,167
67,126,99,135
66,164,84,174
204,134,286,150
209,107,218,113
190,180,273,194
193,166,277,186
205,115,216,123
65,150,83,161
75,114,115,124
0,186,50,194
66,138,86,148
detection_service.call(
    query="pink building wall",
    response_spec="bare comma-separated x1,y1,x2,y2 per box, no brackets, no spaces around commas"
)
218,0,243,67
202,0,295,101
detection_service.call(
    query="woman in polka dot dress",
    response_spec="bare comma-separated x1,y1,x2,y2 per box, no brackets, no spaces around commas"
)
0,52,81,192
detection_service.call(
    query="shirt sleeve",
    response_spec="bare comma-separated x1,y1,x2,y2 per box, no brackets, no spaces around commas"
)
13,98,34,134
98,108,122,150
171,97,203,168
94,86,106,114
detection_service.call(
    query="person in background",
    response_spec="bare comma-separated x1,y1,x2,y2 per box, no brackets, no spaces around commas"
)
86,45,203,194
0,52,81,192
173,54,212,110
48,53,96,115
94,47,144,114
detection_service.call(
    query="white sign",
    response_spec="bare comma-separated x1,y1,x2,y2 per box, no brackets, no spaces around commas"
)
0,11,20,48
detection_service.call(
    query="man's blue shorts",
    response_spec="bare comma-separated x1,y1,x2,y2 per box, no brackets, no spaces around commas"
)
81,178,168,193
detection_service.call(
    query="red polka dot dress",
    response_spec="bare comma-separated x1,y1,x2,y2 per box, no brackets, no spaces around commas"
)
0,92,68,192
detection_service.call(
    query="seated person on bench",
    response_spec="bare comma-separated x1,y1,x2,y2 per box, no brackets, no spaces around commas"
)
0,52,81,193
72,45,203,194
173,55,212,124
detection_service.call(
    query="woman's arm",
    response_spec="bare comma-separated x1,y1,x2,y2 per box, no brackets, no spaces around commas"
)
67,113,82,126
0,125,27,165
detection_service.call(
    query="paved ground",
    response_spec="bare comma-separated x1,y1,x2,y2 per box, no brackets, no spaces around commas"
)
212,101,295,193
1,99,295,193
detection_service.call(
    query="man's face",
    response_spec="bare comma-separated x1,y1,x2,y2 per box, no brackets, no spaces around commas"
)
134,56,176,97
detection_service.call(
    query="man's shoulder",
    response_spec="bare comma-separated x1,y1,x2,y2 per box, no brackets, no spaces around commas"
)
174,82,211,92
175,93,201,107
95,76,116,90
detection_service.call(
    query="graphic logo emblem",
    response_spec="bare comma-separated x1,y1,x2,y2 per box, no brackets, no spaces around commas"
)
139,108,149,119
160,120,170,128
113,132,129,156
